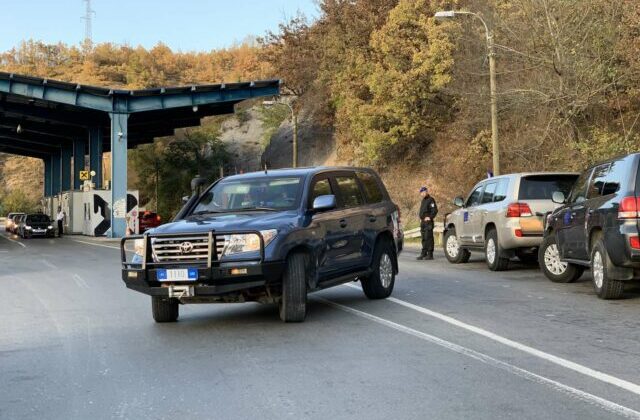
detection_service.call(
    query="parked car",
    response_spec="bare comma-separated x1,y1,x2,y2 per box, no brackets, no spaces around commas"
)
5,212,25,233
539,153,640,299
139,211,162,233
443,173,578,271
18,213,55,238
121,167,403,323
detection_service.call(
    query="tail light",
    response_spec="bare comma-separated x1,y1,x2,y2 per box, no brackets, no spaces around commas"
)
630,236,640,249
156,215,161,222
506,203,533,217
618,196,640,219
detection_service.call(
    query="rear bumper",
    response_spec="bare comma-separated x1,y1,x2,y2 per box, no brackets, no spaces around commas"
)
498,221,543,249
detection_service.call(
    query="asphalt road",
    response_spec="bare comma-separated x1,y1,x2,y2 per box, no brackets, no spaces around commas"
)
1,228,639,420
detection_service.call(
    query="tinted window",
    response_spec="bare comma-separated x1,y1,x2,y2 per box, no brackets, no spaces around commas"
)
602,159,630,196
335,176,364,208
587,164,610,199
518,175,578,200
481,182,497,204
494,179,509,202
569,170,592,204
357,172,384,203
27,214,50,223
466,185,484,207
310,178,332,205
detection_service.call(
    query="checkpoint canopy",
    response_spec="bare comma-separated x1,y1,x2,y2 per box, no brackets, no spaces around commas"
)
0,72,280,237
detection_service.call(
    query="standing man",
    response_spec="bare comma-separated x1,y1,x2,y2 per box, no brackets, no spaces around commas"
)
417,186,438,260
56,206,65,237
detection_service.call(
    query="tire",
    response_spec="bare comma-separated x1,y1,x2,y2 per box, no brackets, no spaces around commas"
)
538,235,583,283
361,240,396,299
443,228,471,264
279,252,308,322
485,229,509,271
151,296,179,322
591,239,624,299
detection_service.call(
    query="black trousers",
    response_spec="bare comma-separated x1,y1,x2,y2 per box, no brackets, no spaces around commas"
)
57,220,63,236
421,222,434,255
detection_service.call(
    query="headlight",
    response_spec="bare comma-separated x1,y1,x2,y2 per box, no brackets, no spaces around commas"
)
221,229,277,256
25,225,32,230
47,225,53,229
134,239,145,256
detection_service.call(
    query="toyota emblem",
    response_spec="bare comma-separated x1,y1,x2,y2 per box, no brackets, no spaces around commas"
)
180,241,194,254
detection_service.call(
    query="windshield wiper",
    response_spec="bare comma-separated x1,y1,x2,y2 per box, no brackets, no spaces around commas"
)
234,207,279,212
191,210,226,216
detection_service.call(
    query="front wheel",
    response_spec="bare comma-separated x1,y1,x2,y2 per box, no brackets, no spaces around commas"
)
538,235,583,283
361,240,396,299
151,296,179,322
591,239,624,299
443,228,471,264
485,229,509,271
279,252,308,322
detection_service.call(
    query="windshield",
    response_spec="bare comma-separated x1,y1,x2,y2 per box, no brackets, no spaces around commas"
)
26,214,51,223
518,175,578,200
192,176,303,214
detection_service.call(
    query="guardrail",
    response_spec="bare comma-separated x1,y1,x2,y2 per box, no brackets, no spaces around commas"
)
404,222,445,246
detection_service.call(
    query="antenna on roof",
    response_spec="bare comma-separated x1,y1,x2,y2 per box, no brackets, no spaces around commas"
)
81,0,96,48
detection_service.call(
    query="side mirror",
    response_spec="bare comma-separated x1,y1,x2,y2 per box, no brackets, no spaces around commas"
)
551,191,565,204
191,176,208,196
182,195,190,205
453,196,465,208
312,195,337,212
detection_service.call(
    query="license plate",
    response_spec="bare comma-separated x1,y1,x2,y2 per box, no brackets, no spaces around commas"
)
157,268,198,282
34,229,45,233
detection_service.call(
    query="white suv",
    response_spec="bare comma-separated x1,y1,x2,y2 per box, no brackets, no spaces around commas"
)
443,173,578,271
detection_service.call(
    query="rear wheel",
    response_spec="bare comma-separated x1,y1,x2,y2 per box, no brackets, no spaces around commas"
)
443,228,470,264
538,235,583,283
151,296,179,323
591,239,624,299
361,239,395,299
485,229,509,271
279,252,308,322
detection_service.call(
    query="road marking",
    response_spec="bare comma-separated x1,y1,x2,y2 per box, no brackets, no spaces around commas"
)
74,240,120,250
0,233,26,248
319,297,640,419
73,274,90,289
42,259,57,269
344,283,640,397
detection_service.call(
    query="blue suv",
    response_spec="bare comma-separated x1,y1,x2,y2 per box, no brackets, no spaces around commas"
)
121,167,403,322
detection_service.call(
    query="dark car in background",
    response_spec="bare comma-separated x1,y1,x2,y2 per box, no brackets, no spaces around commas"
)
539,152,640,299
139,211,162,233
18,214,55,239
121,167,403,323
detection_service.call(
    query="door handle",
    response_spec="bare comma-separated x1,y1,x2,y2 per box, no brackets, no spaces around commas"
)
368,215,377,223
339,219,348,228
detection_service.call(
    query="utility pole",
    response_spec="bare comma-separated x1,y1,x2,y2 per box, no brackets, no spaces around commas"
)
82,0,95,48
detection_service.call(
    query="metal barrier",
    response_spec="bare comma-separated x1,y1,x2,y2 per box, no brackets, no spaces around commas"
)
404,222,445,246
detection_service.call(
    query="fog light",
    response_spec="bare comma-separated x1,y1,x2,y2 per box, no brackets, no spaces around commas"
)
230,268,248,275
629,236,640,249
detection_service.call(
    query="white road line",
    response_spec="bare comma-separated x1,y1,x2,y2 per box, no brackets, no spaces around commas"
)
73,274,90,289
0,233,26,248
344,283,640,397
318,297,640,419
74,240,120,250
42,259,57,269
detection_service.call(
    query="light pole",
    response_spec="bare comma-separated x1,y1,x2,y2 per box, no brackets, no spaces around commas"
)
435,10,500,176
262,100,298,168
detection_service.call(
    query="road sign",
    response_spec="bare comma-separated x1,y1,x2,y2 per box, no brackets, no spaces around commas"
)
79,170,90,181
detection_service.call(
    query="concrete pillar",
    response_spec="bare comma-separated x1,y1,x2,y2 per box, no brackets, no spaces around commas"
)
44,156,52,197
61,143,72,191
89,126,103,189
110,111,129,238
73,139,87,190
52,151,61,195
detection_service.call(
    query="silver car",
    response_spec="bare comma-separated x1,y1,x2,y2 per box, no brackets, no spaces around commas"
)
443,173,578,271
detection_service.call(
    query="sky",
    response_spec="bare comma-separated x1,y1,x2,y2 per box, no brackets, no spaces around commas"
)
0,0,319,52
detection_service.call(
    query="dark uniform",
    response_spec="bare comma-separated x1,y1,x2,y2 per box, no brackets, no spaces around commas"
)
418,195,438,259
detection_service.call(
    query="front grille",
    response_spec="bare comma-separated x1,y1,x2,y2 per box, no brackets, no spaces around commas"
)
151,235,211,264
150,234,232,264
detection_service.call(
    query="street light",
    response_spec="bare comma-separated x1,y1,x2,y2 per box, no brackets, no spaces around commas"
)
262,99,298,168
435,10,500,176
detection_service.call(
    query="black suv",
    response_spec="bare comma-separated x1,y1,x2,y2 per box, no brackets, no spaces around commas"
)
121,167,403,322
539,153,640,299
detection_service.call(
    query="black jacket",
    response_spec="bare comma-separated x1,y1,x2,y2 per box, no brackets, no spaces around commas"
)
419,195,438,224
